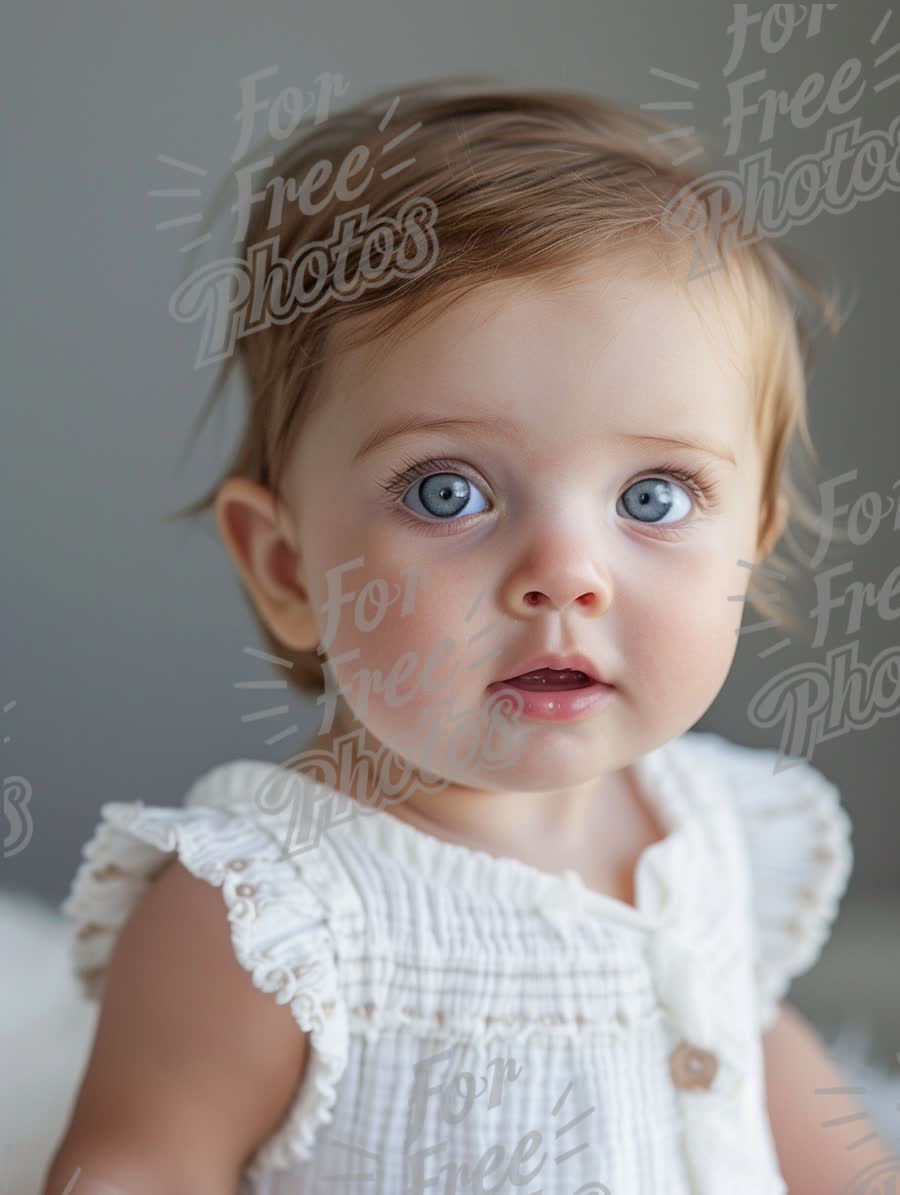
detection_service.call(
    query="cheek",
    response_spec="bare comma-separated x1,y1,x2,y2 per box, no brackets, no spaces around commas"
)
311,545,483,727
621,541,750,706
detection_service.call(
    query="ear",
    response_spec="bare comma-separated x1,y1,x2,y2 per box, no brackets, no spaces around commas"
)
214,477,319,652
756,492,789,561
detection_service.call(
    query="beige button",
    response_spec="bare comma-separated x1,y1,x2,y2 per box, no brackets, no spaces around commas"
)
669,1040,718,1091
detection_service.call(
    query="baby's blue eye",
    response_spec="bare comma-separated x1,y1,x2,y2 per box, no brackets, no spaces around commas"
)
618,478,692,524
402,472,489,520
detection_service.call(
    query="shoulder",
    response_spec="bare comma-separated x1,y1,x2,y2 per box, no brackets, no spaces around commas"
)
678,731,854,1031
50,854,310,1189
61,759,355,1176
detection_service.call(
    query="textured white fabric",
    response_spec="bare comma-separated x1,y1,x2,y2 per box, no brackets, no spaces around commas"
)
61,730,853,1194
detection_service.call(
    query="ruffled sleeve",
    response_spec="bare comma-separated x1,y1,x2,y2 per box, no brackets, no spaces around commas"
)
703,733,854,1033
60,767,353,1179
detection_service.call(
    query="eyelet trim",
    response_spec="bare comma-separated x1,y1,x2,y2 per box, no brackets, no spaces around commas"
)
61,800,351,1178
342,1000,661,1044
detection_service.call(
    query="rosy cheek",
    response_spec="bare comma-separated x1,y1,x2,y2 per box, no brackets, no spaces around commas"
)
620,562,736,675
312,558,453,701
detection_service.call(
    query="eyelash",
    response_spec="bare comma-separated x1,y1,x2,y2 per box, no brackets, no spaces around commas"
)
375,453,721,537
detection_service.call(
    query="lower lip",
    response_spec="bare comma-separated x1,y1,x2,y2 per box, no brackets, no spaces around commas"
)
485,679,616,722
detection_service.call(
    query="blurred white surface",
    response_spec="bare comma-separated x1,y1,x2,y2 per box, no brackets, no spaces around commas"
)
1,890,97,1195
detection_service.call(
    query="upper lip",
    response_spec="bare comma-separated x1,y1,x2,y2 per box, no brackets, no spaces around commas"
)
493,652,610,686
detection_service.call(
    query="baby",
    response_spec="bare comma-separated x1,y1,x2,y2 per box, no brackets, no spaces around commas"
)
45,79,891,1195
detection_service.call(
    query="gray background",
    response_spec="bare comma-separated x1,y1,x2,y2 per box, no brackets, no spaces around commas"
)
2,0,898,938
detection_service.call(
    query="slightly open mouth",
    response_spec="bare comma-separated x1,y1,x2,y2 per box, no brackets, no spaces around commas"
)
498,668,597,690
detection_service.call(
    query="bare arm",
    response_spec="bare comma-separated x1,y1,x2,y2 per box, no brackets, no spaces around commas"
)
42,858,309,1194
763,1000,897,1195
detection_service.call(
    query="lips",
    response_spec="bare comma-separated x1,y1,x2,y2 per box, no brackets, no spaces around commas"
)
486,650,616,722
503,669,594,690
494,652,608,688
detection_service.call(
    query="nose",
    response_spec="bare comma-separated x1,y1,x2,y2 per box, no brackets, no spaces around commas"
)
500,532,613,620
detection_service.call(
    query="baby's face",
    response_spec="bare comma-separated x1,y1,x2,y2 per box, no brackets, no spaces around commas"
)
282,252,763,790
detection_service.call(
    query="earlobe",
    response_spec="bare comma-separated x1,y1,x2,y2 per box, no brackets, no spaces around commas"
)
213,477,319,652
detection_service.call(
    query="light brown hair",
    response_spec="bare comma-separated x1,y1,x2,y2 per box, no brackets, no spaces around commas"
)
168,74,845,698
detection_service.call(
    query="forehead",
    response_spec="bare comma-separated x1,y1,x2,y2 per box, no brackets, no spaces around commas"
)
319,251,756,463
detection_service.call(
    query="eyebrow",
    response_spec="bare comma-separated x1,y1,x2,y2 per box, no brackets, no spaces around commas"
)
352,412,738,467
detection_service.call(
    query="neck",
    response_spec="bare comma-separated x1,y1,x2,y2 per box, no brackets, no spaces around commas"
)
292,699,632,859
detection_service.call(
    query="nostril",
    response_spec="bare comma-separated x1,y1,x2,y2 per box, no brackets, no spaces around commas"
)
524,591,543,606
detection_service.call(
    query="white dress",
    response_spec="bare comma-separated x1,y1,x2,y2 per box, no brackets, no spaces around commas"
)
62,730,853,1195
